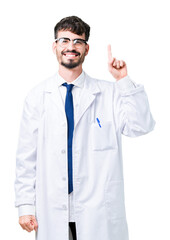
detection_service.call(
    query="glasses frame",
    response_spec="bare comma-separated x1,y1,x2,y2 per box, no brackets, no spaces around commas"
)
55,37,87,47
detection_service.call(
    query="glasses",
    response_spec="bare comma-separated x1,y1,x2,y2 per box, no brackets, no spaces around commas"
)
55,37,87,48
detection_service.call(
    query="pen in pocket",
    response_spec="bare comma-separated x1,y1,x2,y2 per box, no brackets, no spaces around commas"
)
96,118,102,128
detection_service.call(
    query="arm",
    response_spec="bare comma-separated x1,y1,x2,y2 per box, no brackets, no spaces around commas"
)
14,93,39,232
108,44,155,136
114,76,155,137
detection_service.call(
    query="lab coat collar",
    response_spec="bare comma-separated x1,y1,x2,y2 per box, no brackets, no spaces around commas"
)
44,71,101,95
44,71,101,129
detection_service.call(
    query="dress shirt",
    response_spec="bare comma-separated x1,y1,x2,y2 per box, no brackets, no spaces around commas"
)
57,70,85,222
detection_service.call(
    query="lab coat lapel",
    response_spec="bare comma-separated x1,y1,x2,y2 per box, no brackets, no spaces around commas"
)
74,74,101,129
44,74,65,115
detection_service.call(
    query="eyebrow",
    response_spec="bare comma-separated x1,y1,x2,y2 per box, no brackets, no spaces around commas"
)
58,37,86,41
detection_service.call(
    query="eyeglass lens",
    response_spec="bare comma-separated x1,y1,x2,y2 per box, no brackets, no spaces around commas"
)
57,38,86,47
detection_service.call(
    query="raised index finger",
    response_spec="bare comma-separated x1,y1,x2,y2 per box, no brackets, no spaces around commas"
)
107,44,113,62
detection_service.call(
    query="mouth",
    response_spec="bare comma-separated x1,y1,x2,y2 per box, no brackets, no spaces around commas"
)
62,52,80,59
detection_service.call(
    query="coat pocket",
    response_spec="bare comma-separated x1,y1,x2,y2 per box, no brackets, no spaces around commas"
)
104,180,126,220
91,121,118,151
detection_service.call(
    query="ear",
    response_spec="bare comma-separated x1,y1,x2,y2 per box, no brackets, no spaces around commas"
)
52,42,57,54
85,44,89,56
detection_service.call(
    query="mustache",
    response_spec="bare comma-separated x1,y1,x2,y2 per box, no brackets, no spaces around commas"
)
62,50,80,55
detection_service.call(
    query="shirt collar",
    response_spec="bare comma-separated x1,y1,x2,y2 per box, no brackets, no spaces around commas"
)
57,71,85,88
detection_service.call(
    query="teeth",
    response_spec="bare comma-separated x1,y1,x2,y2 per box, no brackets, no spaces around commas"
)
66,54,76,57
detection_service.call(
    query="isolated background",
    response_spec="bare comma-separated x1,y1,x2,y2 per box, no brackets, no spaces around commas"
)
0,0,170,239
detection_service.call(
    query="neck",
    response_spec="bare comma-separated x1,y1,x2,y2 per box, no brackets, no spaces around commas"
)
58,65,83,82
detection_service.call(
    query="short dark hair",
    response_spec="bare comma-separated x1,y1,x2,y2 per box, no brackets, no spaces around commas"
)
54,16,90,41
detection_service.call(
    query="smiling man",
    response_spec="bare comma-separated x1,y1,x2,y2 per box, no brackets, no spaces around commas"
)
15,16,155,240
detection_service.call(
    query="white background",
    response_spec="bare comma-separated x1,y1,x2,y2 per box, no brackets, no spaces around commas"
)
0,0,170,239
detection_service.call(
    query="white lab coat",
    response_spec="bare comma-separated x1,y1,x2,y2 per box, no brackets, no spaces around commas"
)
15,72,155,240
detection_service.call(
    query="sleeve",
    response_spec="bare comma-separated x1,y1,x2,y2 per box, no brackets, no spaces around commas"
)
113,75,156,137
14,93,39,215
18,205,35,217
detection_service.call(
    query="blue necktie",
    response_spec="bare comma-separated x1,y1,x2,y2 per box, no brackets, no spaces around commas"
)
62,83,74,194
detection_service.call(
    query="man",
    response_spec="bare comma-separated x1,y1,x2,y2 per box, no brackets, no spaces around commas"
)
14,16,155,240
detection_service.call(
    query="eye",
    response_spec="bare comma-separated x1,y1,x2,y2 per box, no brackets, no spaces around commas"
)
74,39,84,45
60,38,69,44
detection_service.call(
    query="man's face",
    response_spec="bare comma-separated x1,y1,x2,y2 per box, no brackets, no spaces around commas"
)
53,30,89,69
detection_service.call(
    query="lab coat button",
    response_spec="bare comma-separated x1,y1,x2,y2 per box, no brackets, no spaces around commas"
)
62,177,66,181
61,149,66,154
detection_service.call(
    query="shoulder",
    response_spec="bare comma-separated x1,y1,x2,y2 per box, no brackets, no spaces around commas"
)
84,72,115,92
27,73,56,95
25,73,57,105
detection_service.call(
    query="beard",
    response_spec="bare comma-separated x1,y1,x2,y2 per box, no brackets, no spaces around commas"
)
61,60,82,69
60,50,86,69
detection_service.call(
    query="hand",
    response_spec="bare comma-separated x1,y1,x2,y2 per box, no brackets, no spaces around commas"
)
107,44,127,81
19,215,38,232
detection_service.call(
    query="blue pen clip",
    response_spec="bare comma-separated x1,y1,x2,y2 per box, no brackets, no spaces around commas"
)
96,118,102,128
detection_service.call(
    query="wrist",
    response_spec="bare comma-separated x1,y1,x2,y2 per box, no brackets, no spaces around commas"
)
116,74,128,81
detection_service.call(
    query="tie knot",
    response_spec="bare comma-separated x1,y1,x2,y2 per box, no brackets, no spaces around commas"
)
62,82,74,92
